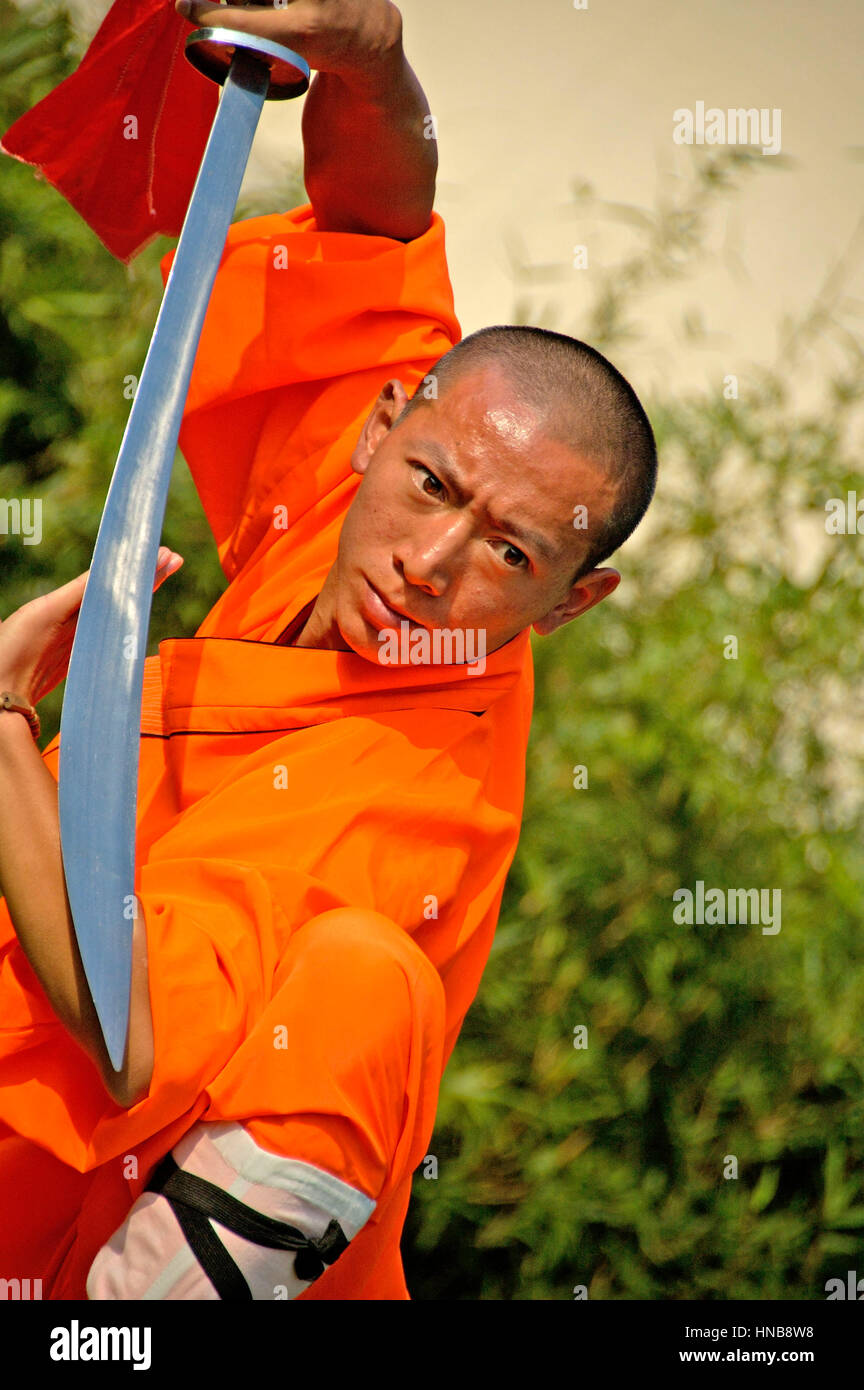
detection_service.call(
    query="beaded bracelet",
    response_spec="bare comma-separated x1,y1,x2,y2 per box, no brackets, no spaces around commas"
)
0,691,41,741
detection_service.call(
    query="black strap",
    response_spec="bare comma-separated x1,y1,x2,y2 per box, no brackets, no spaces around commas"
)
167,1187,252,1301
146,1154,350,1300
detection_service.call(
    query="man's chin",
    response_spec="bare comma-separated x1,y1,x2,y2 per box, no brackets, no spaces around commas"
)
337,614,391,664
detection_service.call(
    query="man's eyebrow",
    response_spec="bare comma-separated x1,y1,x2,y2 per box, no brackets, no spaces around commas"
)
410,438,559,564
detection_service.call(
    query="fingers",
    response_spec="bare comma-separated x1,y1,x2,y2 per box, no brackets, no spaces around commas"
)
175,0,301,37
72,547,181,595
71,548,182,591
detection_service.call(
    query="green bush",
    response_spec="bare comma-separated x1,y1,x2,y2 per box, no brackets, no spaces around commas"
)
404,152,864,1300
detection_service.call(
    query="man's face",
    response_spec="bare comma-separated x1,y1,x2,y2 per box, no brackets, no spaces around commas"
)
298,362,621,664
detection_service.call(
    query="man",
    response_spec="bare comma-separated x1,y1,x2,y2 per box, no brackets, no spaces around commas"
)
0,0,656,1300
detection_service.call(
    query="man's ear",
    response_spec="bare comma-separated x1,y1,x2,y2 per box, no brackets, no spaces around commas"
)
351,379,411,475
532,567,621,636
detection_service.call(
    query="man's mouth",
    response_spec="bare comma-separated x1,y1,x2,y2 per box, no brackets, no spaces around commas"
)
362,577,425,630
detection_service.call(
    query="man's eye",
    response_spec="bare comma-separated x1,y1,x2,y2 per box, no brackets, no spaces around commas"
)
413,464,444,497
498,542,528,568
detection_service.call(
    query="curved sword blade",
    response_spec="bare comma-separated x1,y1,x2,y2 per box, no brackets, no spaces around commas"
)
58,50,274,1072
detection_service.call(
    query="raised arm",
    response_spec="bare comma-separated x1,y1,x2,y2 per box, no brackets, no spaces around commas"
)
176,0,437,241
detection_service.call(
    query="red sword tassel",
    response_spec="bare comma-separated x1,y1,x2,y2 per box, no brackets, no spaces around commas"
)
1,0,218,262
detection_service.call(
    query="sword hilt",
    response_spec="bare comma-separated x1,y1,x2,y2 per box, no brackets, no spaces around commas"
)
185,26,310,100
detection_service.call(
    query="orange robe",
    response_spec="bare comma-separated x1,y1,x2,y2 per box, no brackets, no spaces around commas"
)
0,206,534,1299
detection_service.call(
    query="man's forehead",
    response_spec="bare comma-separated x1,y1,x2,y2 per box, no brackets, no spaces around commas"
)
406,370,550,461
428,360,537,427
403,372,613,504
482,404,538,444
415,363,601,480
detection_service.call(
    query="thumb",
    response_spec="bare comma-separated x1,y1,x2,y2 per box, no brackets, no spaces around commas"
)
154,547,184,591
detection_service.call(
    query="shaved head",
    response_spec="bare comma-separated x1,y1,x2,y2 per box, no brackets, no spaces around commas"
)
398,325,657,581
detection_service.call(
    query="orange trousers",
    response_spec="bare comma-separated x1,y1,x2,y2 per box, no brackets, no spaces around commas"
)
0,908,446,1300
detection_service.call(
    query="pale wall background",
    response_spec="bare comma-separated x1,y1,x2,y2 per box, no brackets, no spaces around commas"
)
68,0,864,399
253,0,864,399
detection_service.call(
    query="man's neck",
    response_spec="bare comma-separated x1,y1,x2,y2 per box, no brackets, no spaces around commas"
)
289,569,353,652
275,587,352,654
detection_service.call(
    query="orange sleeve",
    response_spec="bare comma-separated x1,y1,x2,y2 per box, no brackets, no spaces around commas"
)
161,205,461,578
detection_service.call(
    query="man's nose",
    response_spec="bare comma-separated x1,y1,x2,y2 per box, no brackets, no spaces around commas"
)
397,515,468,595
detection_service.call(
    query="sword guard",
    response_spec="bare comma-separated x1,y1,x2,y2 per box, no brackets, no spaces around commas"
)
185,26,310,100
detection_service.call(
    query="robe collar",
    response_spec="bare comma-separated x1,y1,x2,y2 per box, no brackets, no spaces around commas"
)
141,610,532,737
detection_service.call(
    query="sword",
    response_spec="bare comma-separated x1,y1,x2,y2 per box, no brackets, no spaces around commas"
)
58,27,310,1072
